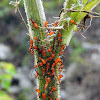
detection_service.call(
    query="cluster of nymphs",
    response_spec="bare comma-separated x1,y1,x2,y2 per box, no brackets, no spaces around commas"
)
29,18,81,100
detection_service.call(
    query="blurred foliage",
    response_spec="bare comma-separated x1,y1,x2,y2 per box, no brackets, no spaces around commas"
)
0,0,9,17
18,93,27,100
22,54,30,66
17,88,34,100
0,62,16,100
0,62,16,91
95,4,100,12
0,91,12,100
70,37,85,62
43,0,65,15
0,0,24,18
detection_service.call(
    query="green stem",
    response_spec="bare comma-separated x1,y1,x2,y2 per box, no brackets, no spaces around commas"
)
23,0,46,41
23,0,100,100
23,0,60,100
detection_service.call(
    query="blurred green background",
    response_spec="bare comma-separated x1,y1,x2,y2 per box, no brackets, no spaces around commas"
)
0,0,100,100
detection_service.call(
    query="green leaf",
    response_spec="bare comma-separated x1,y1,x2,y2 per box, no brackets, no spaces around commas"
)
0,62,16,75
0,74,12,80
0,91,12,100
83,0,100,11
0,0,9,7
83,0,88,5
1,80,11,91
0,62,16,90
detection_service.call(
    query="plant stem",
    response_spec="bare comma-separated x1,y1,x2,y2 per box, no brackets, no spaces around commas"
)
23,0,100,100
